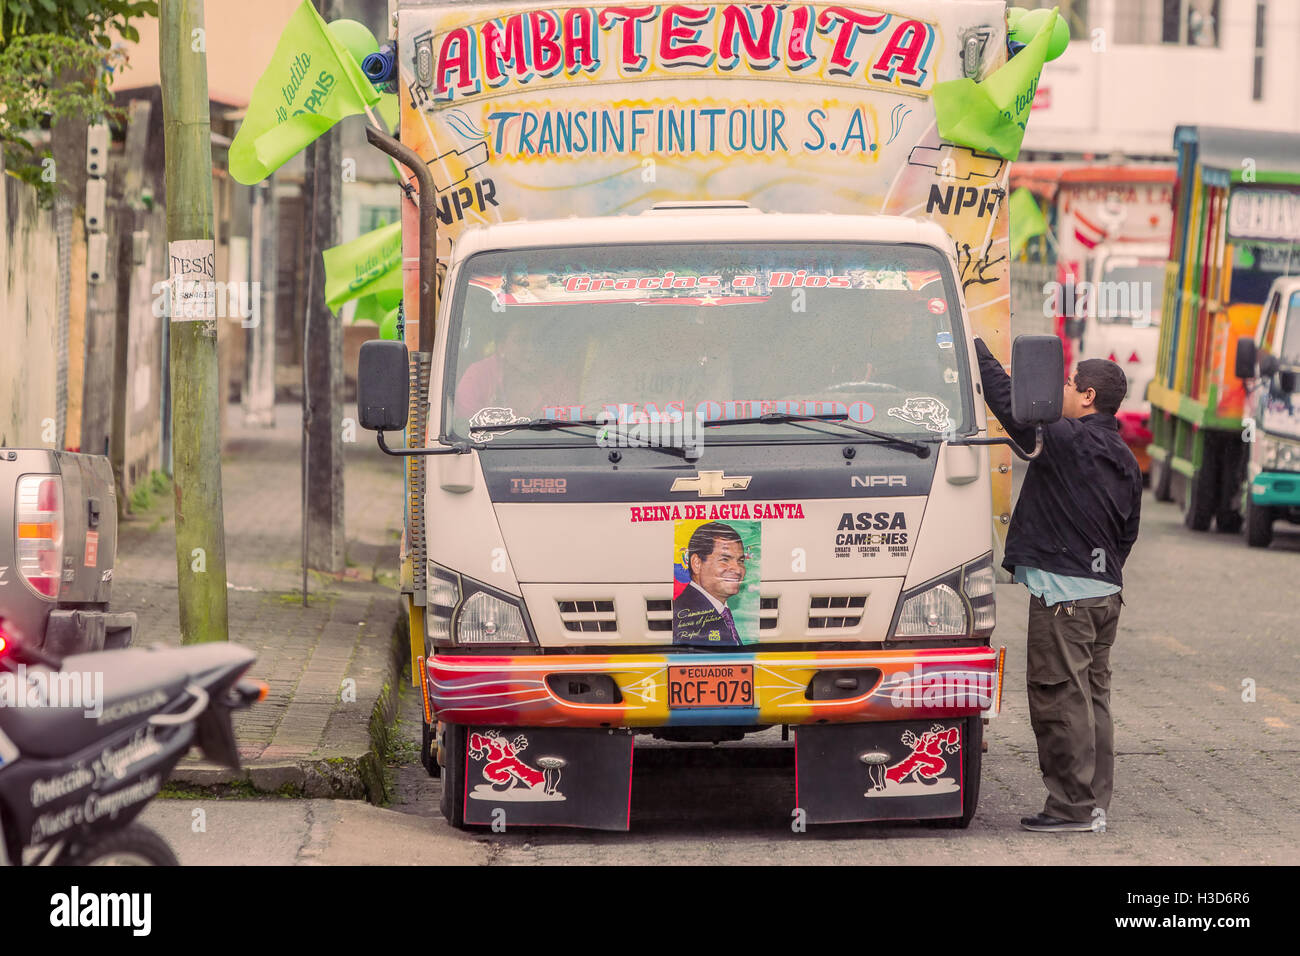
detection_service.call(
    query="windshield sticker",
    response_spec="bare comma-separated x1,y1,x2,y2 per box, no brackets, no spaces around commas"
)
943,368,959,385
927,298,947,315
936,331,953,349
673,520,760,648
541,399,877,425
468,267,946,307
468,407,530,442
887,397,952,433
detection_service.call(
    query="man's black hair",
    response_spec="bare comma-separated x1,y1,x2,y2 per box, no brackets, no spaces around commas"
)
1074,359,1128,415
687,522,744,572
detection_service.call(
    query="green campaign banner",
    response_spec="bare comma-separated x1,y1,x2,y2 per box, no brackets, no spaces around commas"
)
932,8,1059,161
323,221,402,314
1009,187,1048,258
228,0,380,185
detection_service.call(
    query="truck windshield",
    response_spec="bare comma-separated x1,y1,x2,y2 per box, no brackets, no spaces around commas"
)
1282,291,1300,364
443,242,970,444
1096,260,1164,325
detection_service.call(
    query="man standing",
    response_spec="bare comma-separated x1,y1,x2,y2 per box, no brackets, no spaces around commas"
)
673,522,747,646
975,339,1142,833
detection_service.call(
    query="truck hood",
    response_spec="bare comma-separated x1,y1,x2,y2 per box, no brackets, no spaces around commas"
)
479,443,937,584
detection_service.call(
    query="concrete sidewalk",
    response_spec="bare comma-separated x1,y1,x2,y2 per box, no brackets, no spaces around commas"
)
113,403,407,802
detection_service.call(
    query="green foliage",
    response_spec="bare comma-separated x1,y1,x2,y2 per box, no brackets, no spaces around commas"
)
0,1,157,204
127,468,172,513
0,0,158,49
0,34,117,202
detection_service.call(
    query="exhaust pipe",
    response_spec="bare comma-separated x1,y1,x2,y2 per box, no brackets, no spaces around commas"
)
364,125,436,604
364,125,436,353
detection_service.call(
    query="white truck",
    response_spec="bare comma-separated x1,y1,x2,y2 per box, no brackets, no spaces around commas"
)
358,0,1062,830
1075,242,1167,473
1236,276,1300,547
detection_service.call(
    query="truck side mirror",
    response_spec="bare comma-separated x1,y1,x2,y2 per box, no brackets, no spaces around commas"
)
1234,337,1257,379
1010,334,1064,425
1281,370,1298,394
1259,352,1279,378
1063,317,1085,339
357,340,410,432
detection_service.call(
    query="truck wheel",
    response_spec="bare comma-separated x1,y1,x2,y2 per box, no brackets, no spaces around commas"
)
1215,509,1243,534
1150,455,1174,502
1245,497,1274,548
925,715,982,829
420,719,440,778
1214,435,1248,533
1182,448,1216,532
438,722,467,829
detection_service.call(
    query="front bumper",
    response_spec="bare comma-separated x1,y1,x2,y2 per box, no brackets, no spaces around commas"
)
1250,470,1300,507
428,646,1000,727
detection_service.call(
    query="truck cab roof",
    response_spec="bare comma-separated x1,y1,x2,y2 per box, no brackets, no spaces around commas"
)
1268,275,1300,297
448,208,958,267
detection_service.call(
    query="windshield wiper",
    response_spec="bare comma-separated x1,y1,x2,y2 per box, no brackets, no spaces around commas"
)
464,417,696,459
469,417,606,434
704,413,930,457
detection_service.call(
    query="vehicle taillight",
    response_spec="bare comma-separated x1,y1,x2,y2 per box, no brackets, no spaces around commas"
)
16,475,63,599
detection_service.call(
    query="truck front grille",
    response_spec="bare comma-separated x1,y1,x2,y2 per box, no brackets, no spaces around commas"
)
808,595,867,629
556,599,617,633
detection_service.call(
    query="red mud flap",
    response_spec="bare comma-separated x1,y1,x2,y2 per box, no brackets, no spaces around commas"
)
461,727,634,831
795,720,967,824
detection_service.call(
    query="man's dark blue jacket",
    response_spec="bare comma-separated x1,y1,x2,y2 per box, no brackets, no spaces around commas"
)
975,338,1142,587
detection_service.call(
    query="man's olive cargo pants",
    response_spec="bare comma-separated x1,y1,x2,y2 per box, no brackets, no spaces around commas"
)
1026,591,1123,823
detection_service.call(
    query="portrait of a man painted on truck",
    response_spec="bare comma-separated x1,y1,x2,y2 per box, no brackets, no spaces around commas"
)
673,522,748,647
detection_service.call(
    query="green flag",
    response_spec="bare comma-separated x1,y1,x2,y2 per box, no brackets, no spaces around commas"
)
932,8,1058,161
229,0,381,185
323,221,402,314
1009,187,1048,258
352,285,403,324
377,92,399,133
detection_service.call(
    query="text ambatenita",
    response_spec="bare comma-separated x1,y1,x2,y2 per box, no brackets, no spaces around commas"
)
431,5,939,102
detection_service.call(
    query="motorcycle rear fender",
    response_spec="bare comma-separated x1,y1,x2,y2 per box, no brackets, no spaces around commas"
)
194,702,241,769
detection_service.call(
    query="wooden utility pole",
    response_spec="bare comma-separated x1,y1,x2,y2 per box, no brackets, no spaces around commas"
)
301,0,346,579
160,0,230,642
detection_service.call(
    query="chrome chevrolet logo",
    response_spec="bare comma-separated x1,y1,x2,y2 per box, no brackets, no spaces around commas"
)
670,471,752,497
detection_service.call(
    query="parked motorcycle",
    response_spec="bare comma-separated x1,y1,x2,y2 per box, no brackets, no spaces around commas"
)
0,616,264,865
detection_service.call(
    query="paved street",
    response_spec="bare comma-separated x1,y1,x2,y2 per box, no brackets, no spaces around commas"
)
115,403,406,797
143,486,1300,865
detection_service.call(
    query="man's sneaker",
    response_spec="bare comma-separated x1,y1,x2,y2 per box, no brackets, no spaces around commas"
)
1019,813,1096,832
1091,808,1107,833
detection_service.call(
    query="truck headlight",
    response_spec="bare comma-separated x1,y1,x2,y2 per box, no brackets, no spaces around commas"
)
459,591,530,645
964,553,997,637
426,563,536,647
895,582,965,636
890,553,996,639
1262,437,1300,473
426,565,460,644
